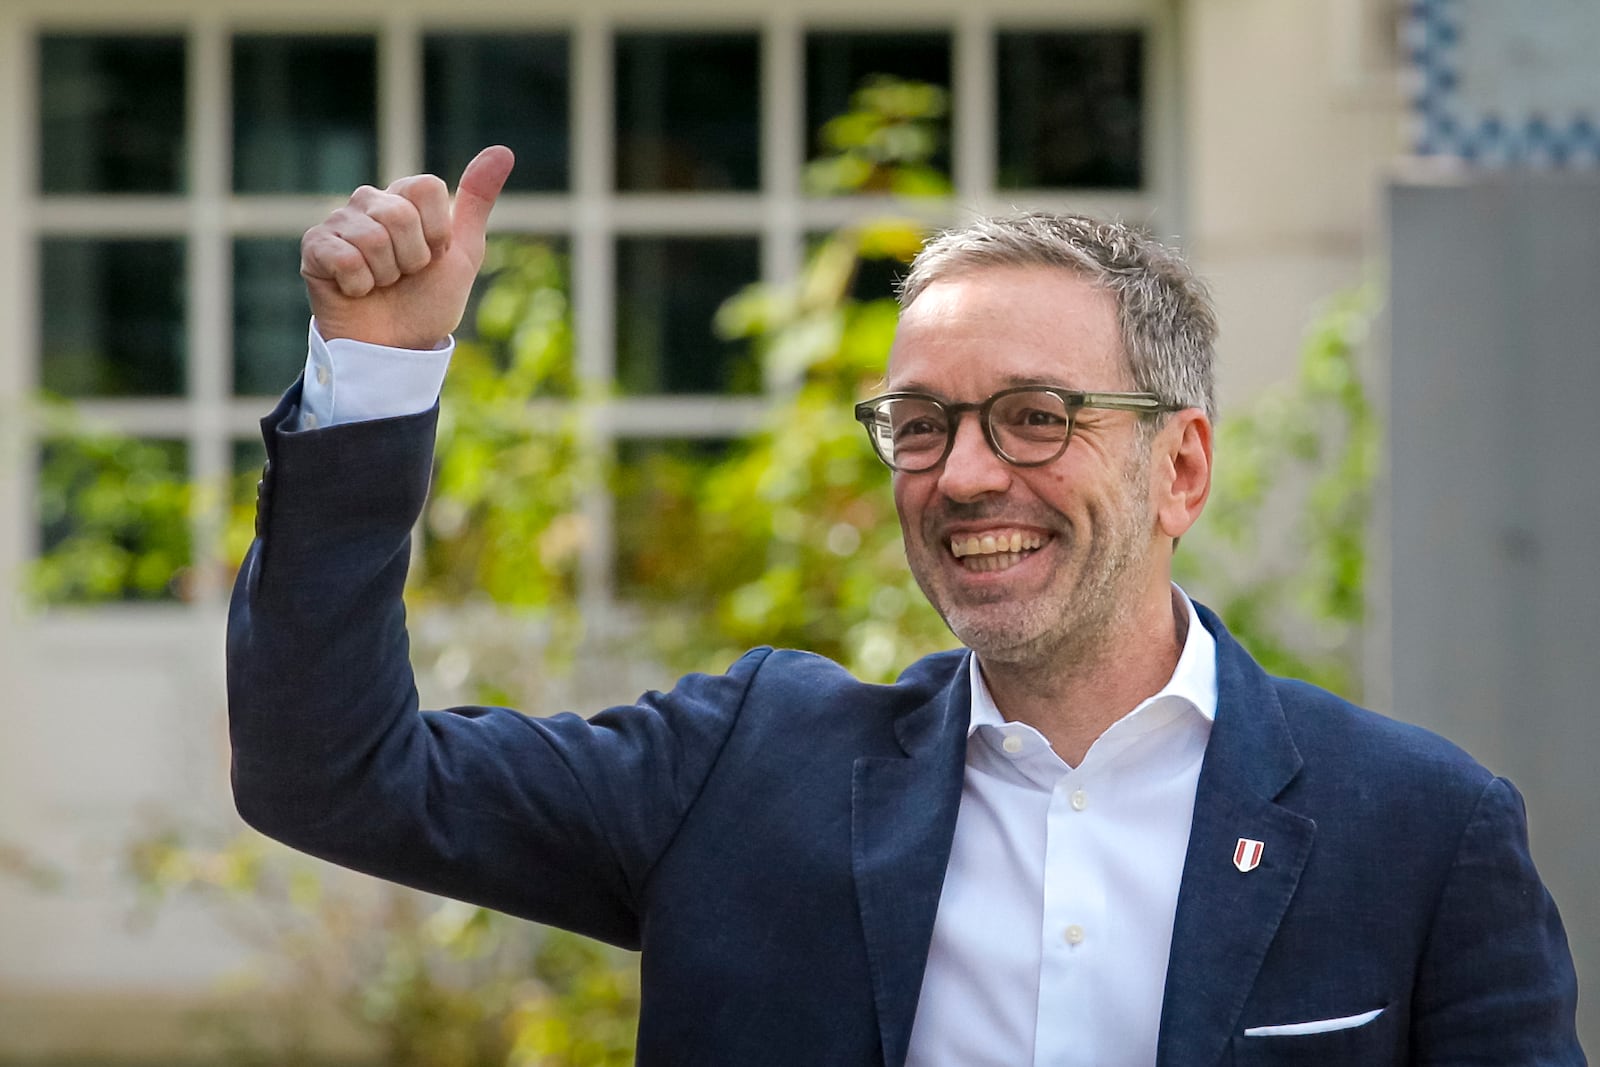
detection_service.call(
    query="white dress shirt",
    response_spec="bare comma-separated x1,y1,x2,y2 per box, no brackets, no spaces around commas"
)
293,326,1221,1064
295,320,453,430
906,595,1217,1067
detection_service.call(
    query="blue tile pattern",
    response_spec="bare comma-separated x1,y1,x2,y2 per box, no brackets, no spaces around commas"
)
1408,0,1600,167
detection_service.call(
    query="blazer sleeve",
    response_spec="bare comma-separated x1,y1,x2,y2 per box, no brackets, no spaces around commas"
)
1410,774,1584,1063
227,384,763,949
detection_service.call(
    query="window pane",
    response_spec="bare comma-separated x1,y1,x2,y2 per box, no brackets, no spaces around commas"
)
996,31,1144,190
34,437,191,604
424,34,570,192
614,33,761,192
806,32,951,174
39,34,187,194
40,238,185,398
233,237,307,397
616,236,761,395
613,437,735,599
233,35,377,194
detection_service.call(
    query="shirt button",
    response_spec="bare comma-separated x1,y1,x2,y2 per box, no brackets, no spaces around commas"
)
1064,924,1086,946
315,363,330,386
1001,735,1023,754
1070,789,1088,811
302,412,320,429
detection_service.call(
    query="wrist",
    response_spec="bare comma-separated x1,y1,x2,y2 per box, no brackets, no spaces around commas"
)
311,316,449,353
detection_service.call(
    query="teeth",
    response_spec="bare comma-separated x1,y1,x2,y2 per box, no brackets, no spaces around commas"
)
964,551,1026,573
949,531,1044,559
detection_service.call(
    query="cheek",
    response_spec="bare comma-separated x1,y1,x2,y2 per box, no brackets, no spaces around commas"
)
1018,466,1076,512
891,477,920,529
892,477,939,545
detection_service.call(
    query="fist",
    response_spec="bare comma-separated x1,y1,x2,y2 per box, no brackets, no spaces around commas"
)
299,145,515,351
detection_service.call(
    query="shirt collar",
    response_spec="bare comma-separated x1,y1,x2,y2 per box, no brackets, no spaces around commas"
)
966,584,1219,737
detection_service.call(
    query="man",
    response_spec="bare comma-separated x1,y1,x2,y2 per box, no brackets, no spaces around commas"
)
228,146,1583,1065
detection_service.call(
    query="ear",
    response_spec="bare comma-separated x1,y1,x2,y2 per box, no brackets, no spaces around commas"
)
1151,409,1212,541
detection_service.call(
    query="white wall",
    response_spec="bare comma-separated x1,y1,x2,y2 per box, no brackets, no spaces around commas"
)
1182,0,1401,410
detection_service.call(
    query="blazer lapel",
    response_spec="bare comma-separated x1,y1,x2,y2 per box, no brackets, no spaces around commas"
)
852,652,971,1067
1156,608,1317,1067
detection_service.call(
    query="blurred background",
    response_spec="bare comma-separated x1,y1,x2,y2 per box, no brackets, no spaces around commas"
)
1,0,1597,1061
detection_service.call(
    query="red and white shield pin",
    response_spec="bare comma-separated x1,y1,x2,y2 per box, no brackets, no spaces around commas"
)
1233,837,1264,873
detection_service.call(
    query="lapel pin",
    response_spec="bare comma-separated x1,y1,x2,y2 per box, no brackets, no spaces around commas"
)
1234,837,1264,873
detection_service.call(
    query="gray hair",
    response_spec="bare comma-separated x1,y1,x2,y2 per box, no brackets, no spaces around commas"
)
898,212,1217,421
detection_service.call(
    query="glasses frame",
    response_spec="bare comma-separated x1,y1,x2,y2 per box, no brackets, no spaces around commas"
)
853,386,1182,473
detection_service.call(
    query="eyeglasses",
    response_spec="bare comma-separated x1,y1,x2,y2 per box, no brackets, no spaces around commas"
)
854,386,1181,473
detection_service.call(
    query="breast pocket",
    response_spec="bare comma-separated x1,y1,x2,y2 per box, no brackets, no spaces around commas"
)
1231,1003,1400,1066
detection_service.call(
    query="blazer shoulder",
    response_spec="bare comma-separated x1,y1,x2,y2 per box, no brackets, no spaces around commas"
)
726,647,970,764
1271,675,1496,798
740,646,966,710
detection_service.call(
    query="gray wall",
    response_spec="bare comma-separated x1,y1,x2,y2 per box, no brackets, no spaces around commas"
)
1390,176,1600,1051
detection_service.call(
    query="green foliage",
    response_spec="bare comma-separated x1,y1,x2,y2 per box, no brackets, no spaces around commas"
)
1175,284,1380,698
127,830,638,1067
622,219,954,681
418,240,591,620
804,76,950,197
28,412,193,605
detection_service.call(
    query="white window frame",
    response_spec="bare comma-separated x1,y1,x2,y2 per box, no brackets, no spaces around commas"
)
1,0,1179,627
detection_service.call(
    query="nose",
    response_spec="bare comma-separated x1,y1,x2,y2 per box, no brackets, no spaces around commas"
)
936,413,1012,502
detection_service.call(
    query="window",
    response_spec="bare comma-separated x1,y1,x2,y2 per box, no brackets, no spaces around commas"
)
424,33,571,193
807,31,952,177
232,237,308,397
615,32,761,192
996,31,1145,189
40,237,187,398
616,236,763,395
17,5,1173,610
232,35,378,195
39,34,187,194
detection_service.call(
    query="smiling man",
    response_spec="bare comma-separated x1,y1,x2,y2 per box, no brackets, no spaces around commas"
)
875,252,1209,769
228,147,1583,1065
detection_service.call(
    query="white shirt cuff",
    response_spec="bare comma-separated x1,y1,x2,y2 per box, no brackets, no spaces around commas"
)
298,319,454,429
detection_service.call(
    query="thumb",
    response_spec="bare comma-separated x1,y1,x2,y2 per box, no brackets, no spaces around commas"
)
451,145,515,246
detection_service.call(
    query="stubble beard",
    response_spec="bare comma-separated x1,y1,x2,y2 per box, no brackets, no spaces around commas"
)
913,449,1156,676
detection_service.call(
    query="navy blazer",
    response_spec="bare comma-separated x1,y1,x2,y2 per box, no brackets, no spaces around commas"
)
229,387,1583,1065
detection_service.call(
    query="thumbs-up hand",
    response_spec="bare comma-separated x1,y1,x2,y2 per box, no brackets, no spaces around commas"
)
300,146,515,351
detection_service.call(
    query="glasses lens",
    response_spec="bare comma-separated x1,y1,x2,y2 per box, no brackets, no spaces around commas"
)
989,389,1071,463
871,397,949,471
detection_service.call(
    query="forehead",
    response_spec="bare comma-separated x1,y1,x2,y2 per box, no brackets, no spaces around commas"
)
887,265,1126,394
